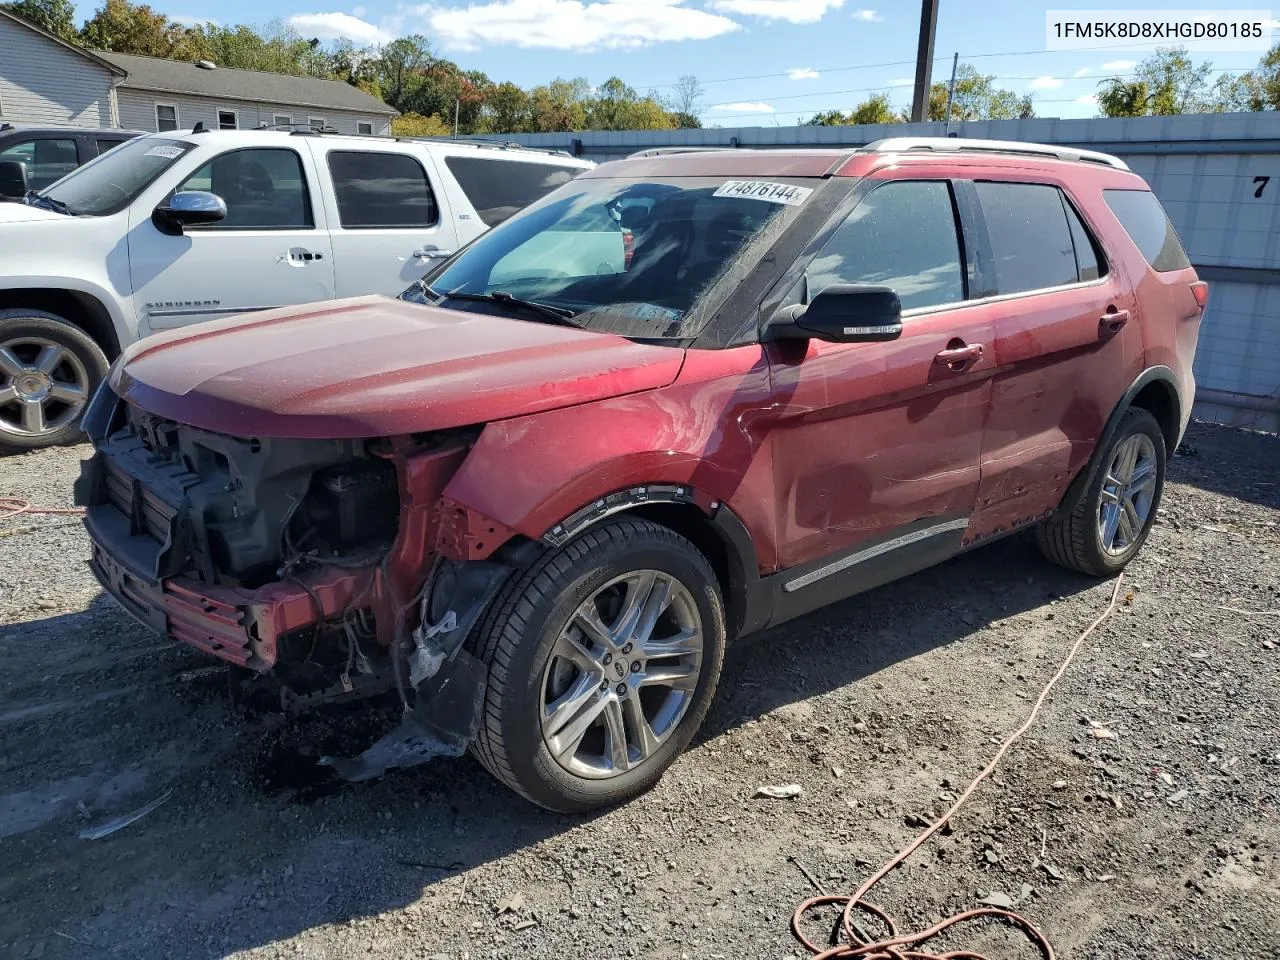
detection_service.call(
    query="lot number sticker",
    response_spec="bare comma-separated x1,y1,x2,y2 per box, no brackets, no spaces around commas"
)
144,145,186,159
713,180,813,205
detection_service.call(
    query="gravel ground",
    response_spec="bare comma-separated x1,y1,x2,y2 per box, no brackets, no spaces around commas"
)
1,422,1277,960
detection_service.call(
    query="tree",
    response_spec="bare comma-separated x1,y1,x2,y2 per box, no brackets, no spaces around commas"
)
391,112,451,137
1,0,77,40
1097,78,1153,117
1217,42,1280,111
1136,47,1213,114
372,35,434,112
478,81,530,133
666,74,704,120
80,0,200,58
848,93,901,124
925,65,1033,121
528,77,591,131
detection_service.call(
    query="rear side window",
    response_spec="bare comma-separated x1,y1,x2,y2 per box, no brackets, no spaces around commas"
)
1063,198,1104,282
327,151,437,228
443,156,581,227
975,181,1080,295
1103,189,1192,272
807,179,964,311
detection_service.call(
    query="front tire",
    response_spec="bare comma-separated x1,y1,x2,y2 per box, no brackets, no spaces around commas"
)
470,518,726,813
1037,407,1166,576
0,310,109,452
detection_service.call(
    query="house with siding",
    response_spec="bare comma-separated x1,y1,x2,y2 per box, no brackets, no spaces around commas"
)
0,10,123,126
0,11,395,135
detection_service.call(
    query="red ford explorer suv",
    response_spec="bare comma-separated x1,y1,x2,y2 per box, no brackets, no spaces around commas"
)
76,138,1206,811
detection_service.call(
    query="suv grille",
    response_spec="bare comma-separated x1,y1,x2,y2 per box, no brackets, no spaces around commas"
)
103,458,180,544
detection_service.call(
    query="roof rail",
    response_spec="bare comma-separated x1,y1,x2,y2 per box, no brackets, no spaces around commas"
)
863,137,1130,171
625,146,738,159
411,136,574,158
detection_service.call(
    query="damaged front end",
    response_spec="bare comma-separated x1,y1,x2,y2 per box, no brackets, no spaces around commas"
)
74,385,524,779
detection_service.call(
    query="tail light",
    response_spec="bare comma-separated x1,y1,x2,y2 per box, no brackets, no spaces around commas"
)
1190,281,1209,310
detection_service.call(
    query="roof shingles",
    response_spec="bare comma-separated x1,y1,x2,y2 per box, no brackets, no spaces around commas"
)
96,51,396,115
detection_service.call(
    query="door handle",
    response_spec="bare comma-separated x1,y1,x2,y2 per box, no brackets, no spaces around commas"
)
413,246,454,260
286,249,324,263
934,343,984,366
1099,308,1130,333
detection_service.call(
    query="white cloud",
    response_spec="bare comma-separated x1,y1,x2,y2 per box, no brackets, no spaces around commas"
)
1101,59,1136,71
422,0,740,50
852,7,881,21
1073,67,1090,78
1075,94,1098,105
787,67,820,80
287,11,395,44
889,77,913,87
708,0,844,24
711,101,775,112
172,13,218,26
1029,75,1063,90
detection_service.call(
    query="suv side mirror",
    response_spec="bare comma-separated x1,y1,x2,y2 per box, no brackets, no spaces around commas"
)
765,283,903,344
153,190,227,235
0,159,27,199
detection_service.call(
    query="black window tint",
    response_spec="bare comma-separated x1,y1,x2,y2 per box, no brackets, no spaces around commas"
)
1062,197,1104,282
808,180,964,311
444,156,581,227
1103,189,1191,272
976,181,1079,295
0,138,79,190
95,137,127,156
178,148,312,229
328,151,437,228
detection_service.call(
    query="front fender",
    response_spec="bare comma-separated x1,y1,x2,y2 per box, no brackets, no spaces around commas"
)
440,345,780,570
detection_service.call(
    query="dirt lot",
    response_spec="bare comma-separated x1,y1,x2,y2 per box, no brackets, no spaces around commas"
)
1,422,1277,960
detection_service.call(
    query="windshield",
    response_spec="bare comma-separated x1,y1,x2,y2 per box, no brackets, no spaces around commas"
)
407,175,815,339
39,138,195,216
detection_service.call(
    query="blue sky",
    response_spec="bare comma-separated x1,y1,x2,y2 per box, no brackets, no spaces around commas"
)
71,0,1277,124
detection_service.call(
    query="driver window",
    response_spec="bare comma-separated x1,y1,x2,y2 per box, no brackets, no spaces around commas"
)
807,180,963,311
176,148,312,229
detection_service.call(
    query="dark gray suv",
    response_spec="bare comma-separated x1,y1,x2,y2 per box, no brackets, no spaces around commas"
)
0,123,139,197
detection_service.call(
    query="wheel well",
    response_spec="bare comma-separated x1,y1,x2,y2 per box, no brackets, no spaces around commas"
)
0,288,121,360
626,502,747,639
1128,378,1179,450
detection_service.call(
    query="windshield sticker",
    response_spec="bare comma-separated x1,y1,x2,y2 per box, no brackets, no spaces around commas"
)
713,180,813,206
144,145,185,159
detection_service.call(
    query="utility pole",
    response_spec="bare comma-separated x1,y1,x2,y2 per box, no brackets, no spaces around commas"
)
944,52,959,134
453,98,460,138
910,0,940,123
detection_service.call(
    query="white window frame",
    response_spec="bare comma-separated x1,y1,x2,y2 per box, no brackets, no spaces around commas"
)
273,114,292,128
155,102,179,132
308,117,325,131
216,108,238,130
357,120,374,136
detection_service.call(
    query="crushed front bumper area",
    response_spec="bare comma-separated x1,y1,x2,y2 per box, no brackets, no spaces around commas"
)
84,512,372,671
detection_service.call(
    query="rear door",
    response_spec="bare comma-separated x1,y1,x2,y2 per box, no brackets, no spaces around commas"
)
966,178,1139,535
766,177,995,615
438,152,585,238
129,144,335,332
304,141,460,298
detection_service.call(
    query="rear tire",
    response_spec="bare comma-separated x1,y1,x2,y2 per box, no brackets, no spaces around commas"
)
1037,407,1166,576
0,310,109,452
470,518,726,813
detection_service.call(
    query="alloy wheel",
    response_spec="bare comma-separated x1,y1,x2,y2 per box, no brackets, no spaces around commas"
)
540,570,704,780
0,336,90,440
1097,433,1158,555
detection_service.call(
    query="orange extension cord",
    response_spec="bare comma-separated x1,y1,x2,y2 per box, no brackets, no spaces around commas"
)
792,575,1126,960
0,497,85,520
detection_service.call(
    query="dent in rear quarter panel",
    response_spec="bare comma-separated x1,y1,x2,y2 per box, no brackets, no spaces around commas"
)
440,345,781,571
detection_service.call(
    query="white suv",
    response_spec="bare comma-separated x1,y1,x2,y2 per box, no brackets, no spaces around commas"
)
0,128,591,449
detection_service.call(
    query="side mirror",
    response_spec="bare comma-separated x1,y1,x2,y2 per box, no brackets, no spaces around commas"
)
152,190,226,235
765,283,903,344
0,159,28,199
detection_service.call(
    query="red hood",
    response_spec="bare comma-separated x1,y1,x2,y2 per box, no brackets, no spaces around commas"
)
112,296,686,438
